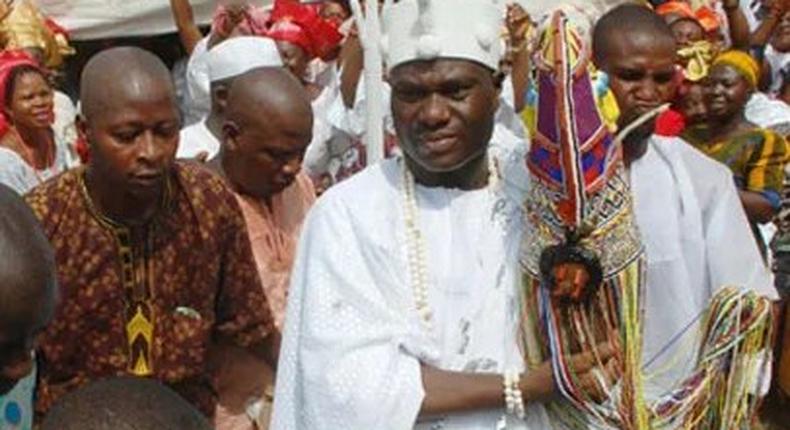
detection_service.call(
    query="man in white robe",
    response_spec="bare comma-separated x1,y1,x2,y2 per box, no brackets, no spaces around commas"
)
593,4,778,405
271,1,609,429
177,36,283,160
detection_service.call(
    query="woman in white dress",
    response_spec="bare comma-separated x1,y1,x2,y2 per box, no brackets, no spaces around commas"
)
0,50,71,194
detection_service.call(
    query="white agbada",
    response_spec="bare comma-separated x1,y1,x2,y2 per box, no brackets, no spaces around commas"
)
271,139,552,429
177,120,220,160
630,135,778,403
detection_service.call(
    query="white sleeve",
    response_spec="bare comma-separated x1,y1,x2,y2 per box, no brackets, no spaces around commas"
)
702,160,778,300
271,196,430,430
0,150,37,195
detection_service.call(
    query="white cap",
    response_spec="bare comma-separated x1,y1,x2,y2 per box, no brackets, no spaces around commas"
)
207,36,283,83
381,0,505,71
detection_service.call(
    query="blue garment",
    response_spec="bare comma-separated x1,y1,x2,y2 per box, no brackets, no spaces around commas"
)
0,365,35,430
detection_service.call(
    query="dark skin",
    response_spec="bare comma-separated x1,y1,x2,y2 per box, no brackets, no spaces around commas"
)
670,19,705,47
0,290,54,395
390,59,499,190
703,64,776,223
3,70,57,170
206,69,312,395
79,47,281,368
677,82,708,127
215,67,313,203
506,3,532,114
320,0,350,27
0,186,57,396
168,0,203,54
276,40,310,84
388,58,616,417
763,11,790,88
79,50,181,227
594,29,678,166
781,77,790,105
204,80,231,146
750,0,788,51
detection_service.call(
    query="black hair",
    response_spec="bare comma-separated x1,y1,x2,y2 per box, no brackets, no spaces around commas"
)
41,377,213,430
3,65,48,107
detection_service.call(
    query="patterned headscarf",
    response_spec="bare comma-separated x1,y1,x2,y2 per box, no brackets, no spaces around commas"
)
656,1,720,33
0,0,74,69
677,39,715,82
713,49,760,87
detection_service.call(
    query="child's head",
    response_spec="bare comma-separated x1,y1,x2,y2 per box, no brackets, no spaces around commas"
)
41,377,213,430
0,184,57,395
677,81,708,126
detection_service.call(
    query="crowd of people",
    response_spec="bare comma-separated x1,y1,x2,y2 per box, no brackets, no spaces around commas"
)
0,0,788,429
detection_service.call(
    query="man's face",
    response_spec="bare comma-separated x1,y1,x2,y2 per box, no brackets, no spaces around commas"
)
83,85,180,201
670,19,705,47
704,64,752,120
599,33,678,129
390,59,499,173
225,109,313,198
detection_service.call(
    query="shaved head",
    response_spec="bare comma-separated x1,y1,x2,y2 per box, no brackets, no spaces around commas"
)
0,184,56,329
221,67,313,198
225,67,312,131
77,47,181,217
80,47,176,124
593,4,676,68
41,377,212,430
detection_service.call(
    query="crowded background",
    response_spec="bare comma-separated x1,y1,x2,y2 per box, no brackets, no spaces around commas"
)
0,0,788,429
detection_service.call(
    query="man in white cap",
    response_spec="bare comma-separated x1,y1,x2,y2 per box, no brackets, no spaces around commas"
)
271,1,607,428
177,36,283,160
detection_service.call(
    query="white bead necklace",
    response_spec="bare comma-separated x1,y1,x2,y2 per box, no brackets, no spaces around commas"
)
399,155,500,332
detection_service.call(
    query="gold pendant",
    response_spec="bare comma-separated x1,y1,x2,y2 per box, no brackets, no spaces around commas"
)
126,304,154,376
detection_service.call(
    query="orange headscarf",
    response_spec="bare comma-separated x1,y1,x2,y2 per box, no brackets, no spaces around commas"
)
656,1,720,33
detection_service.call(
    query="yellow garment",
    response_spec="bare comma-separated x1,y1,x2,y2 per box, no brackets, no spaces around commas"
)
713,50,760,87
0,0,74,68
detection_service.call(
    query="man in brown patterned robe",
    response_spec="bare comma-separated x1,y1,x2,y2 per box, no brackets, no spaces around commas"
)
25,47,278,419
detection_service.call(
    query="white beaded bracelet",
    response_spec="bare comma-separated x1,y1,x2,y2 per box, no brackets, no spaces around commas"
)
502,371,526,420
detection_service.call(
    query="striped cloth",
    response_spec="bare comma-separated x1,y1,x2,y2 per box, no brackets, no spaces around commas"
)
687,128,790,209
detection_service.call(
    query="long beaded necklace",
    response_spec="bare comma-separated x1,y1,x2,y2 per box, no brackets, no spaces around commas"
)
399,155,500,332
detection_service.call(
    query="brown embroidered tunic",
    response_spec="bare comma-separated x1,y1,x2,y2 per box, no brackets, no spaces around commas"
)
25,162,275,418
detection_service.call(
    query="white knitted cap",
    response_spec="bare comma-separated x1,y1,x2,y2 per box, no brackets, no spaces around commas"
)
381,0,505,71
207,36,283,82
